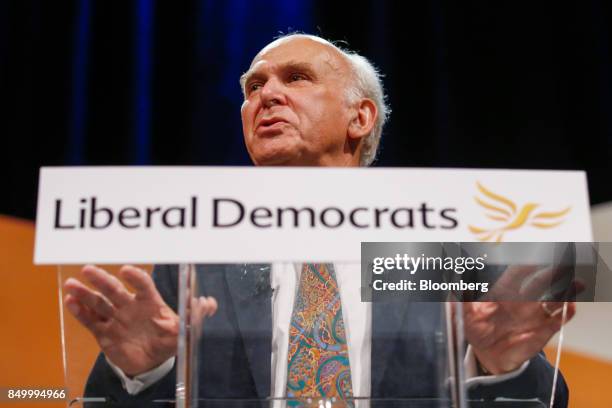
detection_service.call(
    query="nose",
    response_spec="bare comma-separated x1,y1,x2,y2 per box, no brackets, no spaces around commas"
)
260,77,287,108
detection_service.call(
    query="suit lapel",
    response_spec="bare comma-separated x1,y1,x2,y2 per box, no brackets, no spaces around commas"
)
224,264,273,399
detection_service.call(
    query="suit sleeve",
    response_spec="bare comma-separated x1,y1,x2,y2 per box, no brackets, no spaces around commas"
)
468,352,569,408
83,264,179,407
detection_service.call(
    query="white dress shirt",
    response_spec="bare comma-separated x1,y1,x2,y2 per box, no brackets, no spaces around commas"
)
108,263,528,397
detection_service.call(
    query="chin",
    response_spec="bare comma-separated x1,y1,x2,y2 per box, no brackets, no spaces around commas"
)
252,148,307,166
249,143,302,166
253,154,297,166
247,128,309,165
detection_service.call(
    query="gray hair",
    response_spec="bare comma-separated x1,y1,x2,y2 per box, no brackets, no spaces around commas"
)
242,33,390,166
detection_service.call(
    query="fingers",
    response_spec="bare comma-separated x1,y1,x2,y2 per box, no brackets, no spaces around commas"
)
565,301,576,321
494,265,539,294
465,300,571,347
540,301,563,318
493,263,580,302
119,265,160,301
63,293,107,337
524,265,579,300
545,301,576,323
191,296,218,323
199,296,218,318
466,300,577,371
64,277,114,320
190,296,218,339
527,302,576,344
521,266,556,298
82,265,134,308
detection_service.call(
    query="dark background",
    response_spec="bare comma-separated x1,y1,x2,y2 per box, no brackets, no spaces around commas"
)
2,0,611,221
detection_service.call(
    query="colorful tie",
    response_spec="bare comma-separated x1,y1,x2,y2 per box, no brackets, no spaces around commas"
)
286,263,354,405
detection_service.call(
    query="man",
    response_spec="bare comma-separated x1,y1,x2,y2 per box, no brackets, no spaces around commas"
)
64,34,573,407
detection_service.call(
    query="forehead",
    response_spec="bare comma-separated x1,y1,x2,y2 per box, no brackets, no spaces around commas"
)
247,37,350,78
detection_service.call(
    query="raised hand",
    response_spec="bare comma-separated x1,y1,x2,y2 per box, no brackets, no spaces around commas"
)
464,265,577,374
63,265,217,376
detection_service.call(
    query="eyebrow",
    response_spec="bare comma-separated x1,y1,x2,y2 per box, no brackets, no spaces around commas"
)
240,61,317,91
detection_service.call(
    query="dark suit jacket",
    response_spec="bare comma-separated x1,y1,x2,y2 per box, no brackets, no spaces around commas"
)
84,264,568,407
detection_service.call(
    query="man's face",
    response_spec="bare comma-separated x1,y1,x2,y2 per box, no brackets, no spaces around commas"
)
240,37,356,166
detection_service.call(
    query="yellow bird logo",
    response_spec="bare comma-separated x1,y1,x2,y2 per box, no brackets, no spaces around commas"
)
468,182,571,242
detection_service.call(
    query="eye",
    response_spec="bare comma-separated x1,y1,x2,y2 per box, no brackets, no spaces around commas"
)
289,73,308,82
247,82,263,94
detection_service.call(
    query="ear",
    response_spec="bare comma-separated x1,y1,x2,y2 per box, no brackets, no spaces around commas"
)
347,98,378,141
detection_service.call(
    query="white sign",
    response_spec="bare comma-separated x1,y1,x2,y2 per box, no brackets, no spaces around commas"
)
34,167,592,264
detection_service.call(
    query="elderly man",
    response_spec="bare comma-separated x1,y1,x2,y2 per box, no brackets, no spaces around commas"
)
64,34,572,407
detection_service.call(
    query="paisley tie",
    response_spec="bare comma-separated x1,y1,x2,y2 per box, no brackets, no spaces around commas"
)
286,263,354,405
